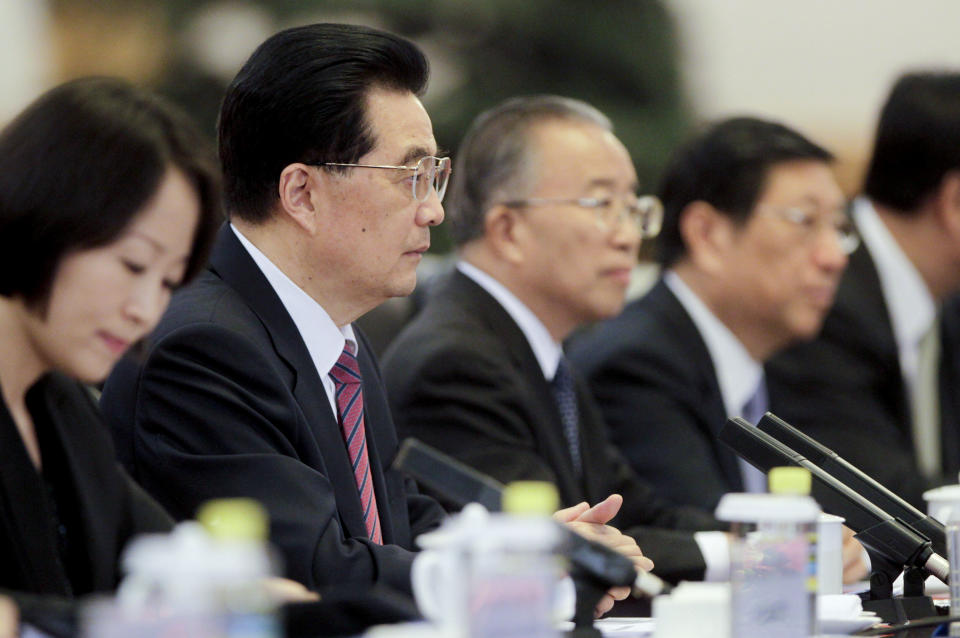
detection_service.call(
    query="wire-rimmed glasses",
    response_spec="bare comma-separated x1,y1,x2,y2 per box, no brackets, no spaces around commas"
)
317,155,452,202
757,204,860,255
501,194,664,238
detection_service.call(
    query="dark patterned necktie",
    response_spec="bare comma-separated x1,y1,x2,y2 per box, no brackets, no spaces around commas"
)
329,343,382,544
739,376,769,492
552,356,582,475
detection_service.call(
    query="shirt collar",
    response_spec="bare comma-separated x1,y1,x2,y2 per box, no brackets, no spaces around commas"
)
663,270,763,415
457,261,562,380
852,197,936,354
231,223,355,376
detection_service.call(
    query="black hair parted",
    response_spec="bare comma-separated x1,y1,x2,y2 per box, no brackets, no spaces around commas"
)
218,22,430,223
864,71,960,214
655,116,833,268
0,76,222,306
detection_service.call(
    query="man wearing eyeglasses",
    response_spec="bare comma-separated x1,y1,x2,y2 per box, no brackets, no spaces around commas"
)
100,23,455,596
767,72,960,509
382,95,730,585
570,117,852,520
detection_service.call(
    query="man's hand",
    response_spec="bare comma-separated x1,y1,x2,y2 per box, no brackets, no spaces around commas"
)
0,595,18,638
262,577,320,603
841,526,869,584
554,494,654,618
555,494,654,572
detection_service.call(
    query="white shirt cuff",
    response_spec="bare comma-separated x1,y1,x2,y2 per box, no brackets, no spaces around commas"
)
694,531,730,582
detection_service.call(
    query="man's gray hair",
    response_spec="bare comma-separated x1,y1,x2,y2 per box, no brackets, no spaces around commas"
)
447,95,613,246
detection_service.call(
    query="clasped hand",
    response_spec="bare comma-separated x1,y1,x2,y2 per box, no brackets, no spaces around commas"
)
553,494,652,618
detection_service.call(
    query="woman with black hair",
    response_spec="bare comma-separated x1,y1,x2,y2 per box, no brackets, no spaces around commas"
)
0,76,222,633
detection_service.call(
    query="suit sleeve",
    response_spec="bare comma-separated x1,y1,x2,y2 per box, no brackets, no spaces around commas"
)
576,342,734,512
116,322,419,594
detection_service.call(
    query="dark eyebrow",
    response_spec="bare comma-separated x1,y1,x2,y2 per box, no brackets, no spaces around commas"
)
397,145,440,166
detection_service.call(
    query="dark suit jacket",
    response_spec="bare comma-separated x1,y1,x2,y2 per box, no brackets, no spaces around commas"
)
382,271,725,583
767,243,960,508
569,279,745,513
100,225,446,595
0,372,172,597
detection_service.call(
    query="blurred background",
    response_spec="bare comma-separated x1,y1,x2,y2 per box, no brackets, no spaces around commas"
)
4,0,960,255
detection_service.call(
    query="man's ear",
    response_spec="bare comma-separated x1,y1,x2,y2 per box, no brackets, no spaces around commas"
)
934,170,960,240
278,163,321,234
483,204,527,264
678,200,737,274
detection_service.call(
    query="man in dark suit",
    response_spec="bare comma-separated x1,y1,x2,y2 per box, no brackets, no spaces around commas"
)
570,117,852,513
383,96,730,584
101,25,643,613
99,24,452,596
768,72,960,509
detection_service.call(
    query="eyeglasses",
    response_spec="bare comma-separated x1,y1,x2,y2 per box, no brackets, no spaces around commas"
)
501,194,664,238
316,155,452,202
757,204,860,255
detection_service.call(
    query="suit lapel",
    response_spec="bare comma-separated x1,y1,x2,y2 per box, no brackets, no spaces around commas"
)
354,337,401,544
208,225,369,540
938,297,960,475
0,378,71,594
836,245,908,428
650,281,744,491
38,375,114,590
445,272,587,502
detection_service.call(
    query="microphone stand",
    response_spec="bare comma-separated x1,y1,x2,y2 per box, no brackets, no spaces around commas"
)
860,549,939,624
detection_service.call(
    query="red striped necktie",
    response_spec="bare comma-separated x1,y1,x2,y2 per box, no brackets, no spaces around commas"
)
329,343,383,544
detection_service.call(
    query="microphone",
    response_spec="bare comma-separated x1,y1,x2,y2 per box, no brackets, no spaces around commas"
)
719,417,948,583
394,438,505,512
757,412,946,556
393,437,672,597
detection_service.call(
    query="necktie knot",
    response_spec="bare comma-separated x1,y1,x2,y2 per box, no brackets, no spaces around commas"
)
330,345,362,386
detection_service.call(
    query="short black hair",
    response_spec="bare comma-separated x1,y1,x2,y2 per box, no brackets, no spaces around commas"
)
0,76,222,306
864,71,960,213
656,116,833,267
218,22,430,223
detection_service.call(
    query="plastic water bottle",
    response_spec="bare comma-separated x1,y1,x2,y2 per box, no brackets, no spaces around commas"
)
716,466,821,638
197,498,281,638
468,481,564,638
82,498,280,638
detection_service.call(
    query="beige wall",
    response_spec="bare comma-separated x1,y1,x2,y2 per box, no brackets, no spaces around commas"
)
668,0,960,193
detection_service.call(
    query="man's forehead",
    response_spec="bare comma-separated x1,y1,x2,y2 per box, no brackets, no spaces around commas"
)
363,88,437,162
757,160,843,205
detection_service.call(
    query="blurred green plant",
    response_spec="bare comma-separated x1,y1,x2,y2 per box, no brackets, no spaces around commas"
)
153,0,689,254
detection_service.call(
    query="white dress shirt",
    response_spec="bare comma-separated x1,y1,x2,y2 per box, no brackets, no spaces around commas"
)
664,270,774,581
459,261,730,581
231,224,355,417
663,271,765,424
664,270,767,485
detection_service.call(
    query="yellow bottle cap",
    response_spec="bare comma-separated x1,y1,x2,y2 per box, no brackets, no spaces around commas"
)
768,466,812,495
501,481,559,515
197,498,269,541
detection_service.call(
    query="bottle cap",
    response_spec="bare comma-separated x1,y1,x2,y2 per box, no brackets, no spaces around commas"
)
768,466,811,495
197,498,268,541
501,481,559,515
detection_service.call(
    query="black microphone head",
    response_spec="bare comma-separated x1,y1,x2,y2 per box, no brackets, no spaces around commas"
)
757,412,834,466
718,417,805,473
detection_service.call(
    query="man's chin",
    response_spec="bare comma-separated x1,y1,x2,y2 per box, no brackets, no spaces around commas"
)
386,274,418,299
